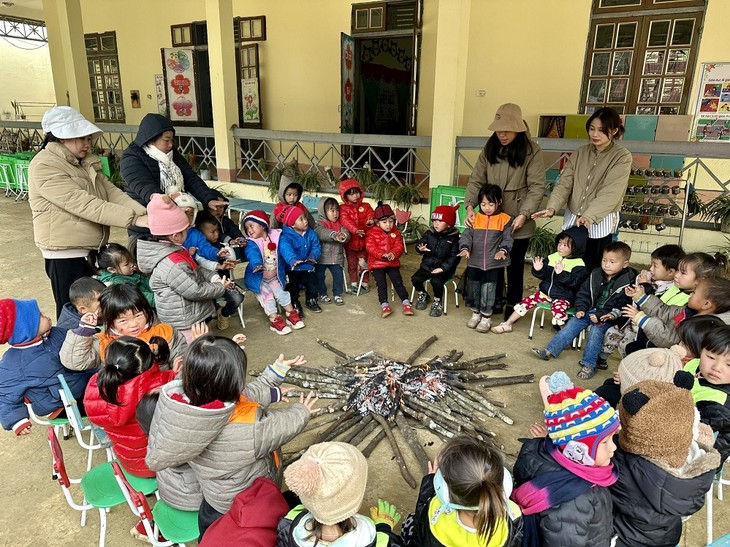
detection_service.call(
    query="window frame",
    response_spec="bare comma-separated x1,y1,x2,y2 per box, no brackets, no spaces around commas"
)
237,16,266,42
85,31,125,123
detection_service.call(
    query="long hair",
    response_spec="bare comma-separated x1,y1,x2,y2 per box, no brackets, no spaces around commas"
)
484,132,533,168
97,336,169,405
88,243,135,275
680,252,728,281
182,335,247,406
699,277,730,314
39,132,61,150
585,107,625,139
99,284,155,331
438,435,507,541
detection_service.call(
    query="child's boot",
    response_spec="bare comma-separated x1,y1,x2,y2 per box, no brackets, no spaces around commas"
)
286,309,305,330
217,308,230,330
269,315,292,335
467,310,482,328
415,291,430,310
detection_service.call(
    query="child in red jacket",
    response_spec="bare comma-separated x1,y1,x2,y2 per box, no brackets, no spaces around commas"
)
365,202,413,318
339,179,374,293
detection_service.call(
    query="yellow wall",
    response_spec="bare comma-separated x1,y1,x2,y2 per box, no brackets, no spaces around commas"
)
0,39,55,120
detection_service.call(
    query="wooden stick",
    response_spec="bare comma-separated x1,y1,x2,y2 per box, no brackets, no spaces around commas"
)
317,409,354,441
372,413,417,489
349,417,380,447
466,374,535,388
361,429,387,458
315,338,351,359
395,412,429,475
454,353,507,368
321,414,361,443
469,363,508,373
405,335,438,365
340,414,374,444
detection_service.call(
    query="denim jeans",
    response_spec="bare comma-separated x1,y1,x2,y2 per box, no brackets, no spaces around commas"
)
315,264,344,297
466,279,497,315
220,288,244,317
546,310,612,368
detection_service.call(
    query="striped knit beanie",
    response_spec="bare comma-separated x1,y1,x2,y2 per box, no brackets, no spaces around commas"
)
541,371,619,466
243,209,269,231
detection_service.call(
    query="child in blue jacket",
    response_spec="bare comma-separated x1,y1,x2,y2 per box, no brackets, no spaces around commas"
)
278,205,322,316
0,299,93,435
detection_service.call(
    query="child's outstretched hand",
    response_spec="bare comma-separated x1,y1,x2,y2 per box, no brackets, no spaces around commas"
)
622,304,639,320
189,246,198,257
416,243,431,253
458,249,470,259
232,333,246,348
529,423,548,438
217,247,231,258
277,354,307,368
172,355,184,374
299,391,319,414
532,256,544,270
279,386,297,402
191,322,209,340
229,237,246,248
427,457,439,474
554,260,565,274
16,423,32,436
612,371,621,385
370,499,401,529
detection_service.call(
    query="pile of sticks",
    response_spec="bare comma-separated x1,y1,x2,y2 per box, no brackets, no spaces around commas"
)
276,335,534,488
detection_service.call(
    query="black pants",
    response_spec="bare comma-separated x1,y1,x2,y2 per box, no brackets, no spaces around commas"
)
411,267,451,299
594,378,622,409
286,269,318,305
44,257,93,319
198,498,224,541
583,234,613,273
372,267,409,304
495,237,530,307
625,330,656,356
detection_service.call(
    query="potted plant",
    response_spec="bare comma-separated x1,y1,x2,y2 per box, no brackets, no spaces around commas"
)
392,183,423,211
526,221,558,261
701,193,730,233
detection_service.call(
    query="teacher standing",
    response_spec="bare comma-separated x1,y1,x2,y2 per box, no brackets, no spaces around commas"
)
532,107,631,271
465,103,546,319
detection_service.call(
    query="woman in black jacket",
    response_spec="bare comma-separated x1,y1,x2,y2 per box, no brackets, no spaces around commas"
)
121,113,227,254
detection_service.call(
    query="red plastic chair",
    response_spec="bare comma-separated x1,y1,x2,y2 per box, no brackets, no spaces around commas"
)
394,208,412,254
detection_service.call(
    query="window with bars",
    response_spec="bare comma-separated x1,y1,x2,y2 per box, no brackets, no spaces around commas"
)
580,0,706,115
85,31,125,123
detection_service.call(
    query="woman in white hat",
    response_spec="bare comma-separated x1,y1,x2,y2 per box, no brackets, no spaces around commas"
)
465,103,546,319
532,107,631,271
29,106,148,318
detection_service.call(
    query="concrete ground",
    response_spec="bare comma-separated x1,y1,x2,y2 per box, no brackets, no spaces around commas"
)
0,195,726,546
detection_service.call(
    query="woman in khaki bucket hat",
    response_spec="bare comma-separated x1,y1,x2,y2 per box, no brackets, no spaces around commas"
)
465,103,546,320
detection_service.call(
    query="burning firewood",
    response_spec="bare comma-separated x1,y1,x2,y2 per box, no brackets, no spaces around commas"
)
264,336,534,487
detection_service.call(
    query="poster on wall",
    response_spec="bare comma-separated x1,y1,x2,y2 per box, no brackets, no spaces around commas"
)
154,74,167,115
162,48,198,123
241,78,261,124
340,32,355,134
691,62,730,142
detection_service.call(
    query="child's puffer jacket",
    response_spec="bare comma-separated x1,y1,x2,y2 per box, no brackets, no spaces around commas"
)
244,230,287,293
366,226,405,269
459,211,513,272
532,226,588,302
415,226,461,275
279,226,322,272
339,179,374,251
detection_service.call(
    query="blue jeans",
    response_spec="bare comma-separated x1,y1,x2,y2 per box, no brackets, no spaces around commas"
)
220,288,244,317
315,264,344,297
546,310,612,368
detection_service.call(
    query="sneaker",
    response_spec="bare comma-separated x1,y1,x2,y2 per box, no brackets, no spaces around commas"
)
415,292,430,310
286,310,305,330
429,300,443,317
467,311,482,329
350,283,359,293
333,296,344,306
319,295,332,304
292,301,305,319
402,303,414,315
532,348,552,361
270,315,292,335
217,308,230,330
491,322,512,333
475,316,492,333
130,520,164,544
359,283,370,294
381,304,392,318
306,298,323,313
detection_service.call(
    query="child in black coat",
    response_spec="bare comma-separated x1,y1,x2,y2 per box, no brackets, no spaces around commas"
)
411,205,461,317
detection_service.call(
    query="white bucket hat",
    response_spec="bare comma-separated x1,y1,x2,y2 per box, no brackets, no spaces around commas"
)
41,106,102,139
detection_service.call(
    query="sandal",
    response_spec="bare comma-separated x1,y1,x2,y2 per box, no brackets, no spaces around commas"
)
490,322,513,334
577,365,596,380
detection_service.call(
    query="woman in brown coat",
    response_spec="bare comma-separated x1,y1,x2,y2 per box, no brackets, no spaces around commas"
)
29,106,148,317
465,103,546,318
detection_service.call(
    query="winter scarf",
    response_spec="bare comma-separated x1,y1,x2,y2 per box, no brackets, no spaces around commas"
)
143,143,184,194
511,437,618,546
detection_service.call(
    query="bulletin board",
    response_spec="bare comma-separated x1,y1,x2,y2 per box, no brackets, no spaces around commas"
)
162,48,199,123
691,62,730,142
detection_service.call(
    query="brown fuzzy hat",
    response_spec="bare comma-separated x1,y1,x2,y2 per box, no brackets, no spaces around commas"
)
618,371,695,468
284,442,367,525
618,346,685,395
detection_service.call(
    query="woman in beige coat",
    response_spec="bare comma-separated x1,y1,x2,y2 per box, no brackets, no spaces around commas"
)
29,106,148,317
533,107,631,271
465,103,546,318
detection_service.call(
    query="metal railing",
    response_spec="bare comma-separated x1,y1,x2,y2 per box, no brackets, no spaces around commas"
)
231,127,432,190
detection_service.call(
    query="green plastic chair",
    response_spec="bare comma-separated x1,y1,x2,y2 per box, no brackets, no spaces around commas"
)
48,427,157,547
528,301,583,348
111,461,199,546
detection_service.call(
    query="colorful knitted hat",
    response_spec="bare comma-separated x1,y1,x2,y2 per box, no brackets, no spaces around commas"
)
147,193,190,235
541,371,620,466
618,372,696,468
374,201,395,220
243,210,269,231
281,205,305,227
0,299,41,345
431,205,458,227
284,442,368,526
618,346,685,395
